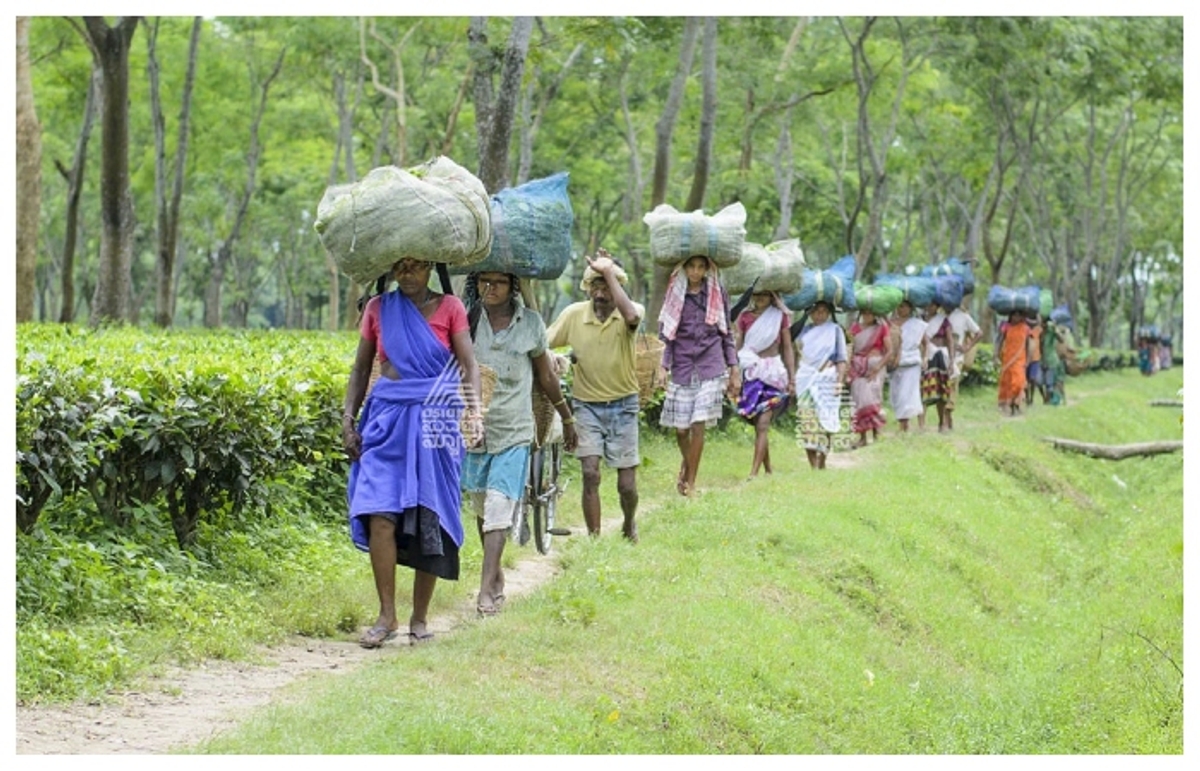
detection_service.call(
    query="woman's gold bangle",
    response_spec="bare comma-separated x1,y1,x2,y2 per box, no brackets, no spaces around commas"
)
552,398,567,408
562,415,575,426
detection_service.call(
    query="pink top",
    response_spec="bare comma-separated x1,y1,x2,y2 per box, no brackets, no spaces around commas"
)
360,293,469,361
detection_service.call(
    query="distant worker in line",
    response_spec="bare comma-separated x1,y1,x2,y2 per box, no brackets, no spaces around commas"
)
793,300,849,470
995,309,1034,416
921,300,957,432
887,299,927,432
546,249,644,542
734,289,795,478
847,307,893,448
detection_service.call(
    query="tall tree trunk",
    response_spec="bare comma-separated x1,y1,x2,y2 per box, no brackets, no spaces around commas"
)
80,16,140,326
55,65,101,324
772,107,796,241
646,17,701,328
149,16,201,328
16,16,42,324
683,18,718,212
473,16,534,194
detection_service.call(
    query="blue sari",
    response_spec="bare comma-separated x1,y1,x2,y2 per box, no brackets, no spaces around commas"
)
348,291,466,577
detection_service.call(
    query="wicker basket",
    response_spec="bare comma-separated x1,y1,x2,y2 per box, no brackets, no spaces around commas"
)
532,352,570,446
635,334,666,406
365,358,496,435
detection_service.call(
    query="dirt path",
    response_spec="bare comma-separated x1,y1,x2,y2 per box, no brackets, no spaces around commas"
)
15,542,567,755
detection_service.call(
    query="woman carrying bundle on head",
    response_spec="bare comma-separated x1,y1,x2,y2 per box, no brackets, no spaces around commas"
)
847,308,893,448
658,255,741,497
888,299,927,432
793,300,848,470
733,289,795,478
921,300,958,432
995,310,1034,415
342,258,483,648
460,271,578,617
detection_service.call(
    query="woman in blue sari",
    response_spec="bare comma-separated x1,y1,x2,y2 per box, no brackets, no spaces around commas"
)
342,258,484,648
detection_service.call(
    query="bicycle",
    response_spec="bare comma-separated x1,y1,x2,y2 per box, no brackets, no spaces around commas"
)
513,354,572,554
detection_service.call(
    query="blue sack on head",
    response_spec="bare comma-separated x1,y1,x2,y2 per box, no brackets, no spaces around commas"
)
1050,304,1073,327
987,284,1041,315
933,274,965,310
921,257,976,295
783,263,857,312
449,172,574,279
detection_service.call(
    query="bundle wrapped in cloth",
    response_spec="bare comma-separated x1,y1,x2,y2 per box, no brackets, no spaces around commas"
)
921,257,976,295
449,172,574,280
987,284,1041,315
643,201,746,268
853,282,905,316
721,238,805,294
1050,304,1073,328
783,255,857,311
873,273,937,308
933,274,965,310
314,156,492,284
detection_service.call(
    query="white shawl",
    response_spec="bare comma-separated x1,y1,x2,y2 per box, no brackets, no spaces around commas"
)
737,305,788,388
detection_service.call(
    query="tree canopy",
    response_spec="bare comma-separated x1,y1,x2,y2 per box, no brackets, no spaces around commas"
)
21,15,1183,347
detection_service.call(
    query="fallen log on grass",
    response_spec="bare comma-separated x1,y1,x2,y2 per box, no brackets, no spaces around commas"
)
1148,400,1184,407
1044,437,1183,460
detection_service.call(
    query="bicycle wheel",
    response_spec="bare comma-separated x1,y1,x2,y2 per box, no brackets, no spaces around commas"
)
533,442,561,555
513,447,540,547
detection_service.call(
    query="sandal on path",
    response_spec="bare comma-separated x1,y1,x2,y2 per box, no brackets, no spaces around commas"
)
408,630,435,644
358,625,399,649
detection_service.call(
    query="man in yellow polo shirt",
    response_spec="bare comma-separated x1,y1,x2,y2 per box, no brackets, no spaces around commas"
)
546,249,644,542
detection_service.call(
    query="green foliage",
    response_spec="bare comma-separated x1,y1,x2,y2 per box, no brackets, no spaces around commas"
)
15,324,350,543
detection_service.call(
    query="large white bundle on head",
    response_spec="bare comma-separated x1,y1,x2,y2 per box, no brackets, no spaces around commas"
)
722,238,806,294
314,156,492,284
643,201,746,268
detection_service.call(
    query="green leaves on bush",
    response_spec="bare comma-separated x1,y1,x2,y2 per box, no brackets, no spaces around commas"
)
15,325,352,547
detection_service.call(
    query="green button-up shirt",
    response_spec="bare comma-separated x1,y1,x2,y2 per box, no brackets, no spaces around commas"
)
471,304,547,454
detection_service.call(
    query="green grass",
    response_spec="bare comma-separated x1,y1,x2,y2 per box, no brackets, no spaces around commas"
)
190,368,1183,754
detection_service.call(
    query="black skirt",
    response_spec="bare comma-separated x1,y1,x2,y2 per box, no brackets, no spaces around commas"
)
386,504,460,581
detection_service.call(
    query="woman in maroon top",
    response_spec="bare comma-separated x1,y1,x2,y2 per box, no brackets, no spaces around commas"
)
658,256,740,496
847,308,893,448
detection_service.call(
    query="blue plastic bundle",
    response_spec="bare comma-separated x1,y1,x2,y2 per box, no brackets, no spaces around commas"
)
987,284,1041,315
873,273,937,308
1049,304,1073,327
933,274,965,310
921,257,976,295
449,172,574,279
782,255,857,311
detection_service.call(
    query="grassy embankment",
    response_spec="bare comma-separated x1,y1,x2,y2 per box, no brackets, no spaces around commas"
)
194,366,1183,754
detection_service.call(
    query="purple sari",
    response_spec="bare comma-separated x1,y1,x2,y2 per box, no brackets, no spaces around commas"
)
348,291,466,564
